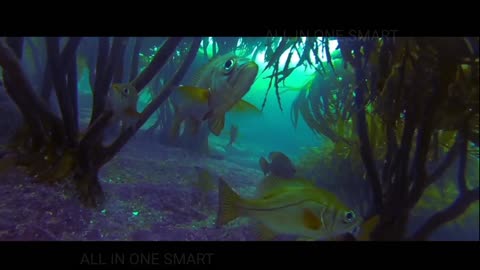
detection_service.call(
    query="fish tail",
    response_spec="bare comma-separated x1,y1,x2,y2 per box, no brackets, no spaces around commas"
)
216,177,243,227
208,114,225,136
259,157,270,175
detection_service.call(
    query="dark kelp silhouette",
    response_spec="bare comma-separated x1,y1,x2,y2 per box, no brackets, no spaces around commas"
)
0,37,201,207
292,37,479,240
0,37,478,241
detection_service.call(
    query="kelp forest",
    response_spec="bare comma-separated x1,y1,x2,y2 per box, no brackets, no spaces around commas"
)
0,36,478,241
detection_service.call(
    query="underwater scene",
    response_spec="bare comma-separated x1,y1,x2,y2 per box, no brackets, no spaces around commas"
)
0,37,478,241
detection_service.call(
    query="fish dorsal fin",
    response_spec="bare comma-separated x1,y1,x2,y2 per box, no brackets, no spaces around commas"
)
231,99,262,114
257,175,314,197
303,208,323,230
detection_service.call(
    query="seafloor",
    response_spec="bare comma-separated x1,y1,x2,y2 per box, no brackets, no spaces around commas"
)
0,135,284,241
1,135,478,241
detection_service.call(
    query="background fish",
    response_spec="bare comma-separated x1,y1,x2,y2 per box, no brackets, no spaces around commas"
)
259,151,296,178
107,83,141,131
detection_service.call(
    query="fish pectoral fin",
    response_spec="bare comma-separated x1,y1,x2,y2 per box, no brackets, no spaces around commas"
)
254,223,277,241
177,85,211,103
231,99,262,114
208,114,225,136
303,208,323,231
216,177,242,228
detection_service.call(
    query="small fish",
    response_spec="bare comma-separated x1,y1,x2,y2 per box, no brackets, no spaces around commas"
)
216,176,362,241
107,83,141,131
259,151,296,178
169,53,260,138
226,125,238,147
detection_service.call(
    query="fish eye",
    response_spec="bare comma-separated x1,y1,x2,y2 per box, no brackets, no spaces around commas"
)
343,211,356,223
224,59,235,71
123,88,129,95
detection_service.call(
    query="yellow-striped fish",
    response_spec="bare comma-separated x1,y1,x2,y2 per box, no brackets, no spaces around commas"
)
217,176,362,241
169,53,260,138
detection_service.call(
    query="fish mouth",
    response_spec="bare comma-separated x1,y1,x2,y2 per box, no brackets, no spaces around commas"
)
230,61,259,92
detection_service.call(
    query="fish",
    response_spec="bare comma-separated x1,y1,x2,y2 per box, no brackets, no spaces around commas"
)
226,124,238,147
216,176,362,241
259,151,296,178
107,82,141,131
169,53,260,138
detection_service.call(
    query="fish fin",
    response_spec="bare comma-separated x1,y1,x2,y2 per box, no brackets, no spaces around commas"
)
177,85,211,103
303,208,323,230
208,114,225,136
357,215,380,241
216,177,242,227
231,99,262,114
259,157,270,175
254,223,277,241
